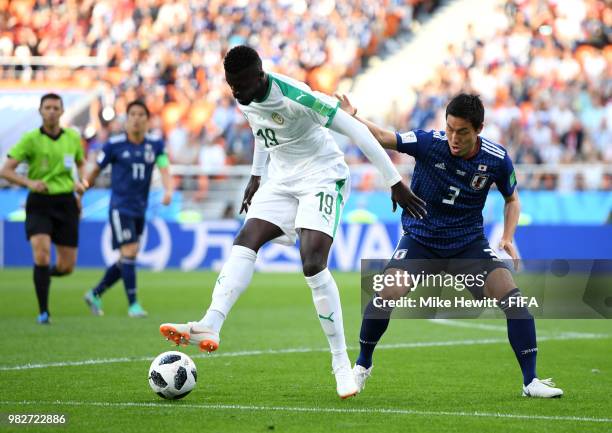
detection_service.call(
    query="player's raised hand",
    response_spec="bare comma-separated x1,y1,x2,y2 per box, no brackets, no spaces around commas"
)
391,181,427,219
240,175,261,214
499,238,520,271
334,93,357,116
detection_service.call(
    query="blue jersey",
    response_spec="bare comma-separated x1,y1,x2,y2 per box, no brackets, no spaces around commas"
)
97,133,166,217
396,129,516,250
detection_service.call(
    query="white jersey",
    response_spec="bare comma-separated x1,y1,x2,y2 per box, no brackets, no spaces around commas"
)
238,72,346,183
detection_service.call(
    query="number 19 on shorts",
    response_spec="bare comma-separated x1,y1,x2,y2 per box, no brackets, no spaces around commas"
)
316,191,334,215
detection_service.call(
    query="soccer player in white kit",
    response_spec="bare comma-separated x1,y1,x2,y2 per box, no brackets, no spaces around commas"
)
160,45,426,398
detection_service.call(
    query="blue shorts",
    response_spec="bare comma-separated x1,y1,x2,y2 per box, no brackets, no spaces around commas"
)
385,235,511,299
109,209,145,250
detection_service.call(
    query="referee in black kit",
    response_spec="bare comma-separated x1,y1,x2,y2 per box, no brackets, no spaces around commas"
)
0,93,87,324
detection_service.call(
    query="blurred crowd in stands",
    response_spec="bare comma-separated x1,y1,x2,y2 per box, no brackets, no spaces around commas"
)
1,0,437,181
393,0,611,190
0,0,610,193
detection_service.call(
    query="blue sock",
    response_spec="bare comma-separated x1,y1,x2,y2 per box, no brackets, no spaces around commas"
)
120,257,137,306
501,288,537,385
92,262,122,297
356,297,393,369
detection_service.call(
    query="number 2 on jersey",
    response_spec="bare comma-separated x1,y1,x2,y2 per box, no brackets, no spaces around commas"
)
442,186,460,205
256,128,279,148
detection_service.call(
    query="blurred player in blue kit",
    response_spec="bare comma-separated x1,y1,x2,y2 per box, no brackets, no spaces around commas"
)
82,101,173,317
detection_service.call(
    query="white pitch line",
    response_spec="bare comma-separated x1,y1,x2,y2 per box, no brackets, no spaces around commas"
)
427,319,609,338
428,319,509,331
0,400,610,424
0,333,606,372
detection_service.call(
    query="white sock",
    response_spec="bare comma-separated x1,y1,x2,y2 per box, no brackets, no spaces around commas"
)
198,245,257,333
305,268,350,369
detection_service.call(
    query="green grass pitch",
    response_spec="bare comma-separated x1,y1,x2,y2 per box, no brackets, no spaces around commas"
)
0,269,610,432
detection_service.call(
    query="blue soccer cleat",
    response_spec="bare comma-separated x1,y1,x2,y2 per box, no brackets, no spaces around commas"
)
37,311,51,325
128,302,148,318
84,290,104,316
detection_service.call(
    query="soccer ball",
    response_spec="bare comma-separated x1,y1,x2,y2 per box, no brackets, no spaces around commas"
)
148,351,197,399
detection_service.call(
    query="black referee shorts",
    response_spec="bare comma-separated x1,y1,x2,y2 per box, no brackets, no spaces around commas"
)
25,192,80,247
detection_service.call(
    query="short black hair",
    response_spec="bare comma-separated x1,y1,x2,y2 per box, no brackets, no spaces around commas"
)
40,93,63,108
126,100,150,118
445,93,484,130
223,45,261,74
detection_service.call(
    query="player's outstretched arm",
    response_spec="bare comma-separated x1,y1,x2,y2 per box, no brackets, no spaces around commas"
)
329,109,426,219
330,109,401,187
335,93,397,149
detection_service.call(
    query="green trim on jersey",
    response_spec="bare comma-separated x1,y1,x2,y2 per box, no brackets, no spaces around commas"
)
8,127,84,195
156,153,169,168
332,178,347,237
324,101,340,128
325,101,340,128
254,75,274,103
270,76,339,127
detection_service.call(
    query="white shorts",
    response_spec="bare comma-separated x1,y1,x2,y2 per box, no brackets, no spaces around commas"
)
246,163,350,245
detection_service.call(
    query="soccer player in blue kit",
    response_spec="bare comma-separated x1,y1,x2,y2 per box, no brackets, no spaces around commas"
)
82,101,173,317
337,93,563,398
